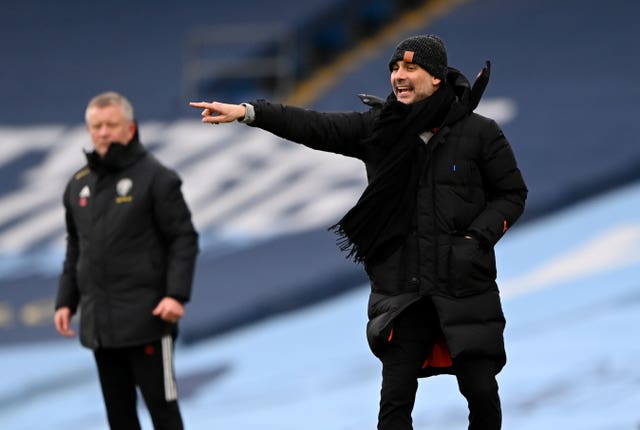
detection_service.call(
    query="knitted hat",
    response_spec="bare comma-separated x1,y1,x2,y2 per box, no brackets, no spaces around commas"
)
388,35,448,81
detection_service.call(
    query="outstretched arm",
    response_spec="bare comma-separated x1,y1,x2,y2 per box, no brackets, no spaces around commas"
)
189,101,246,124
189,99,373,159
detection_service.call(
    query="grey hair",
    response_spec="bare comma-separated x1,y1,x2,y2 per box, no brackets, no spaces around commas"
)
85,91,134,123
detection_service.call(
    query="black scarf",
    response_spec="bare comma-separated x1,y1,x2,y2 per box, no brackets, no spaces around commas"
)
330,84,456,265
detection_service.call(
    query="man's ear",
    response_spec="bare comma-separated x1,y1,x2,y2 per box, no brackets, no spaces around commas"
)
127,121,136,140
432,76,442,86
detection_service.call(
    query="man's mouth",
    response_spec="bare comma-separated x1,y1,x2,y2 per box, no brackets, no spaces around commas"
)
395,86,413,96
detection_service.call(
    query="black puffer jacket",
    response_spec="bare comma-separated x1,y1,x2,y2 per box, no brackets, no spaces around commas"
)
56,132,199,349
250,67,527,374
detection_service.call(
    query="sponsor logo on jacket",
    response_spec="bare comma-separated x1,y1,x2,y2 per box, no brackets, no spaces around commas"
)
78,185,90,207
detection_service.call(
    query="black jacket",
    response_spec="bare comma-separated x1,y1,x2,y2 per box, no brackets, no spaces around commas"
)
250,67,527,375
56,133,199,349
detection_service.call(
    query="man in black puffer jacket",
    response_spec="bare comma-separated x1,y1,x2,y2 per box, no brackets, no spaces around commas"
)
190,34,527,430
55,92,199,430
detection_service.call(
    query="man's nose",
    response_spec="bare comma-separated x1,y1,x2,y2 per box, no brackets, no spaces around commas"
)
394,68,407,80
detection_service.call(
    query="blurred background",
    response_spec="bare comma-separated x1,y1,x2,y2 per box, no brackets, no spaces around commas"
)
1,0,639,428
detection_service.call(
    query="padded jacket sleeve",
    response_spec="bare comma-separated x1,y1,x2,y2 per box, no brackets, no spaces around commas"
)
56,182,81,312
151,168,199,302
249,100,375,160
468,119,528,246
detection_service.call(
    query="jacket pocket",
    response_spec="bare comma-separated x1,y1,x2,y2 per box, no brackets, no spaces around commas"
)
448,235,496,297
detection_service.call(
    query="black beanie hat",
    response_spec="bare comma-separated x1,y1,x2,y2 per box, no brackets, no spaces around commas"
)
388,35,448,81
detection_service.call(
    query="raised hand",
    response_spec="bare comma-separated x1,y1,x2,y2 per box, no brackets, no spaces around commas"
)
189,101,246,124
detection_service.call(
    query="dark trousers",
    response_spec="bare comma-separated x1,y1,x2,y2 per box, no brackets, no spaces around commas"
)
94,335,183,430
378,299,501,430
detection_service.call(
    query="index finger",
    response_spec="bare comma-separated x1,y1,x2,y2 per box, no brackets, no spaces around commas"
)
189,101,213,109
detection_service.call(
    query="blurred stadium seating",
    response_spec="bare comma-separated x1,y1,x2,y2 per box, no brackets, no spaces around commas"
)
0,0,418,124
0,0,639,350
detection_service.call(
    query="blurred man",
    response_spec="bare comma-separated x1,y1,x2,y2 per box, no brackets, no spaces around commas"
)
54,91,198,430
190,34,526,430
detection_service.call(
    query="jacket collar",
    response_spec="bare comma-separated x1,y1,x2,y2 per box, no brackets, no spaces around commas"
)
441,61,491,127
85,126,146,173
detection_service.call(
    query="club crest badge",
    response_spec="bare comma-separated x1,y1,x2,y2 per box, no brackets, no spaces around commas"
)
115,178,133,203
78,185,90,207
